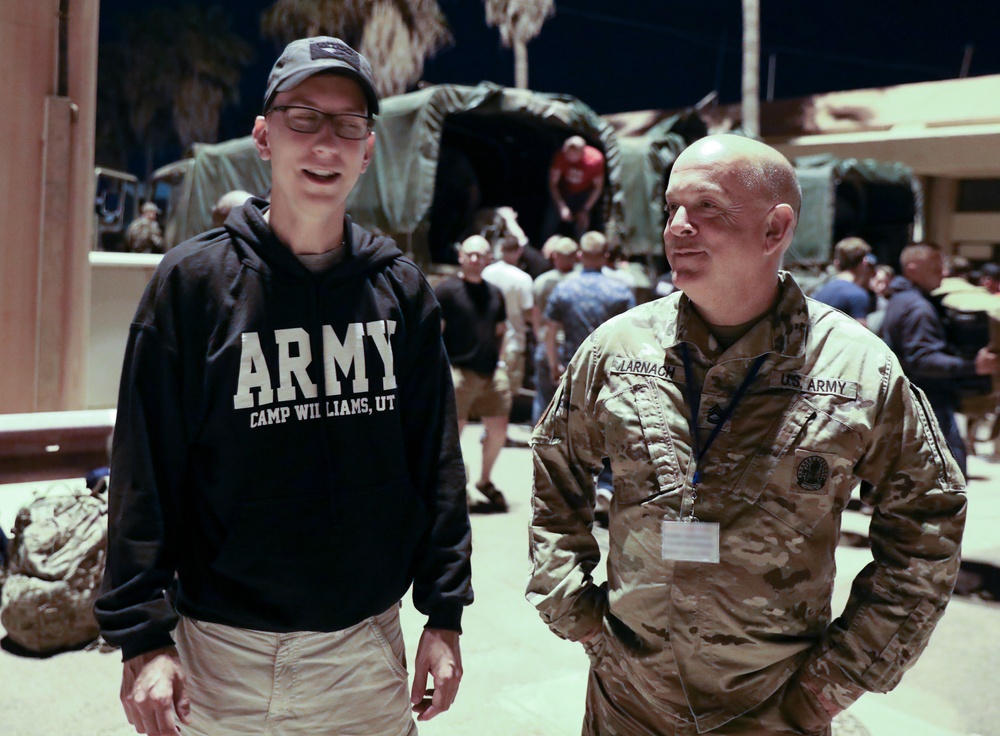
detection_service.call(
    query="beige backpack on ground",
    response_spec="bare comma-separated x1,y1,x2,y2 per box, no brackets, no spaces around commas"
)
0,479,108,654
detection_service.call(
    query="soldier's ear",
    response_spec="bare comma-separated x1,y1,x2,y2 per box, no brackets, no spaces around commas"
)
252,116,271,161
763,204,795,256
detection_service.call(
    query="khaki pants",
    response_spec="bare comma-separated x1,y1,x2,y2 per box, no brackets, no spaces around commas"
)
452,366,512,420
501,343,527,396
175,605,417,736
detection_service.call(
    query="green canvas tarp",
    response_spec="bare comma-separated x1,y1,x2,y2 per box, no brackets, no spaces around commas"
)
614,116,688,256
167,82,624,263
611,138,921,266
166,137,271,248
788,154,922,268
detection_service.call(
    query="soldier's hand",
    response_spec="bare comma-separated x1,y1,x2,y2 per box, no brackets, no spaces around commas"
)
121,647,190,736
975,347,999,376
410,628,463,721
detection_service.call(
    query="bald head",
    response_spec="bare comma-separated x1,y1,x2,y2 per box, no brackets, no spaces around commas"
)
674,135,801,218
663,135,802,325
900,242,943,293
899,243,939,271
212,189,254,227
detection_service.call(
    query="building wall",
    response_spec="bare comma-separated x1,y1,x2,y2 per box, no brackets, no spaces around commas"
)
741,76,1000,263
0,0,99,412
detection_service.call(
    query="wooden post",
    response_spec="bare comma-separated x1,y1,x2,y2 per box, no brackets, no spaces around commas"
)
0,0,99,412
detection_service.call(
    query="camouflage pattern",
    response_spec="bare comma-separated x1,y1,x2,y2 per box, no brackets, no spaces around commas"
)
125,217,165,254
545,269,636,365
528,272,966,734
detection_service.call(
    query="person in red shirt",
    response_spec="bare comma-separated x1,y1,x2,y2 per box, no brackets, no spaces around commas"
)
547,136,605,238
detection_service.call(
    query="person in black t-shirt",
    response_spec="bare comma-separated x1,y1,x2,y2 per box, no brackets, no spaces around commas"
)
435,235,512,512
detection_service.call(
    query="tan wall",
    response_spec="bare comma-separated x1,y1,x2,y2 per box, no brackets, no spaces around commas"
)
925,178,958,252
0,0,99,413
950,213,1000,245
87,254,162,409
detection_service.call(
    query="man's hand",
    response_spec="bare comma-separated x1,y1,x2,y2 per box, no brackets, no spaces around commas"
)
121,647,190,736
410,628,462,721
559,203,572,222
975,347,999,376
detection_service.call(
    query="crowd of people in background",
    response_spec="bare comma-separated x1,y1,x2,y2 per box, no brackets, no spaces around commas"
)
810,237,1000,472
429,218,1000,519
121,175,1000,500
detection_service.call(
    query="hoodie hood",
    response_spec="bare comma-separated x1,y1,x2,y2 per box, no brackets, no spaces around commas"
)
224,197,403,282
887,274,915,294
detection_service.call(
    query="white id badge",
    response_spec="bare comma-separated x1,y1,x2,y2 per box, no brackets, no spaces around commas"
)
661,521,720,563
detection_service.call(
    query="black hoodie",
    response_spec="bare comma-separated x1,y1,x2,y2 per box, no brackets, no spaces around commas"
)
881,275,976,402
96,200,472,660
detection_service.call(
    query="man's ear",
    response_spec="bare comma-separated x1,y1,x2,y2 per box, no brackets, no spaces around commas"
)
763,203,796,257
252,116,271,161
360,131,376,173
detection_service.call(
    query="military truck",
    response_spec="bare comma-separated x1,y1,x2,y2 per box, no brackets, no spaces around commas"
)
158,82,624,267
93,167,139,252
610,119,922,279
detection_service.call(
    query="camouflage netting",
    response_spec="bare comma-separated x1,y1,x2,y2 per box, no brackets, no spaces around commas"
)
0,487,108,654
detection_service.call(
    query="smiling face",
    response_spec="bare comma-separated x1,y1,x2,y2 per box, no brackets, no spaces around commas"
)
662,137,797,323
252,73,374,217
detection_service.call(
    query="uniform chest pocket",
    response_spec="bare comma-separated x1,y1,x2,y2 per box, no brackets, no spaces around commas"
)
600,380,683,504
734,397,862,535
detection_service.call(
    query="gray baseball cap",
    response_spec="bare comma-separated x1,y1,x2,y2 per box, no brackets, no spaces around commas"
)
263,37,379,116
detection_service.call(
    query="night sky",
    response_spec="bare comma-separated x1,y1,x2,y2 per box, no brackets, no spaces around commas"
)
98,0,1000,169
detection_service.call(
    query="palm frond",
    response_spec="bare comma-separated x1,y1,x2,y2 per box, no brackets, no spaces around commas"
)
484,0,555,48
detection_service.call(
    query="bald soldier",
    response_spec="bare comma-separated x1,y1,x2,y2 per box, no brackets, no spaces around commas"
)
528,135,966,735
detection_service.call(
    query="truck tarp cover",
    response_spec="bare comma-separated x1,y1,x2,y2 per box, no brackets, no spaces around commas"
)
169,83,623,260
788,154,921,266
615,115,686,255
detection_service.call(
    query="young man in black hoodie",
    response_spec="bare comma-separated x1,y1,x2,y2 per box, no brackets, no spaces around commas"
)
96,37,472,736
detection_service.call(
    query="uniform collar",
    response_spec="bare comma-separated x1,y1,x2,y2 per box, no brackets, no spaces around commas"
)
667,271,809,364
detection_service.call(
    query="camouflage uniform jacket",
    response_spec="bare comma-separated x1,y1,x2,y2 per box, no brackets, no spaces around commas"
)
125,217,164,254
528,272,966,732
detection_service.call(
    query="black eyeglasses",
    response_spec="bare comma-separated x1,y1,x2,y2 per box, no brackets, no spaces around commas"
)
267,105,373,140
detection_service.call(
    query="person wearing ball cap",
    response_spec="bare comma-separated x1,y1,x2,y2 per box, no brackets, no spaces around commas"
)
98,37,471,736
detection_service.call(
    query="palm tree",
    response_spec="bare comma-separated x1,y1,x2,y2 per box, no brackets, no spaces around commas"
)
362,0,452,97
741,0,760,138
260,0,451,97
113,4,252,175
169,5,254,150
261,0,369,44
117,8,182,176
484,0,555,89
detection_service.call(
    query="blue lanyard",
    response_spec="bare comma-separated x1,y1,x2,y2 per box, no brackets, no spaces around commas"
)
680,345,766,487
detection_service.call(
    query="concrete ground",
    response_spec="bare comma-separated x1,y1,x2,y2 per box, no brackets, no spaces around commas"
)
1,423,998,736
